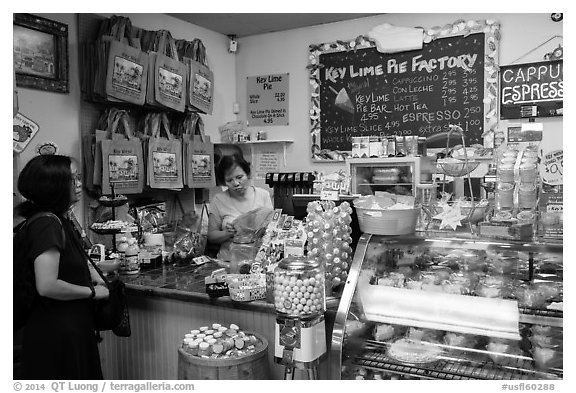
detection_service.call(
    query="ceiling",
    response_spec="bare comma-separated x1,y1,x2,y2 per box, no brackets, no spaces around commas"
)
167,13,382,38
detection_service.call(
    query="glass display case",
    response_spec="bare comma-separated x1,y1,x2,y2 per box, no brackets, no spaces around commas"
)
330,233,563,380
348,157,435,197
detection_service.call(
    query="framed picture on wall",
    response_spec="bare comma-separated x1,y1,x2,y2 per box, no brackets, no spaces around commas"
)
13,13,69,93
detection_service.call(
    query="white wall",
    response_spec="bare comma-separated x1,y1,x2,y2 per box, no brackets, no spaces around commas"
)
14,13,83,215
235,13,563,174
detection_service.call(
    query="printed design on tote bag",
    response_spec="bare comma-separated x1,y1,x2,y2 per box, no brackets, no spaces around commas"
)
112,56,144,94
152,151,178,181
192,72,212,104
158,67,183,102
191,154,212,180
108,154,139,186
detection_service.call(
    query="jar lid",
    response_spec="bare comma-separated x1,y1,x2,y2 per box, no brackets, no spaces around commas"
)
278,256,321,271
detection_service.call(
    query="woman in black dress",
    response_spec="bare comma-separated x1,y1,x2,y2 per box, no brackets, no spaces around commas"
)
15,155,109,379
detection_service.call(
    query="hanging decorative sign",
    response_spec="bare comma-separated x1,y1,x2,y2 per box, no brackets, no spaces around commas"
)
247,73,289,126
13,112,39,153
541,149,563,185
499,60,563,119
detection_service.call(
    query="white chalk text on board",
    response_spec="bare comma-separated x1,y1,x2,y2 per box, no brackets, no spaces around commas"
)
317,34,485,152
247,73,289,127
500,60,563,119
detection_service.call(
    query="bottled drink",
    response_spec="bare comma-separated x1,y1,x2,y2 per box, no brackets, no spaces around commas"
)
121,238,140,275
116,236,129,267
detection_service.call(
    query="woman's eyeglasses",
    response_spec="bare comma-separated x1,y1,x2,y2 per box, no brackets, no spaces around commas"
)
71,173,82,184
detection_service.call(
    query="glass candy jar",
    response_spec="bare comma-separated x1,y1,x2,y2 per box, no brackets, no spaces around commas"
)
230,237,258,274
273,256,326,318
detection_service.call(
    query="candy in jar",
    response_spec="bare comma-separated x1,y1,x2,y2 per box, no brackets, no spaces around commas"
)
273,256,326,317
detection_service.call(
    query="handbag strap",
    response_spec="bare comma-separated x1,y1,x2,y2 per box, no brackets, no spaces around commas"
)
155,30,179,61
64,217,111,287
198,203,209,231
181,113,199,136
194,39,207,66
109,110,134,140
150,113,173,140
192,114,208,143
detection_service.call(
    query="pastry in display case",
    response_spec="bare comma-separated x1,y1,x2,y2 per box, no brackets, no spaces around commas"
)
330,233,562,380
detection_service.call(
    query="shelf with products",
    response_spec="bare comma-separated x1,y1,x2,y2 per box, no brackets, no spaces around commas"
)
330,233,563,380
215,140,293,168
347,156,436,198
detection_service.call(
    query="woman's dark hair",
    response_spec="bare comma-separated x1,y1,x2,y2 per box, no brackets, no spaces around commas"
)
215,154,251,185
16,155,73,218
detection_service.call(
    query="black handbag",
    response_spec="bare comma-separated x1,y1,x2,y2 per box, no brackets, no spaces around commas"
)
72,231,131,338
92,271,131,337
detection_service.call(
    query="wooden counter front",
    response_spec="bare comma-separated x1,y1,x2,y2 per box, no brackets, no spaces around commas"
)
98,262,337,380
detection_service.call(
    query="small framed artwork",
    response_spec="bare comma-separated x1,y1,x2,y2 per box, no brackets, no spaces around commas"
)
13,13,69,93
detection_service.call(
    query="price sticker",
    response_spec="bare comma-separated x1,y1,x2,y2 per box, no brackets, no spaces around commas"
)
547,204,563,213
542,150,563,185
320,190,339,201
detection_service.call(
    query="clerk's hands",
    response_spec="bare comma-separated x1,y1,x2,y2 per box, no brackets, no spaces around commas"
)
225,222,237,239
94,284,109,300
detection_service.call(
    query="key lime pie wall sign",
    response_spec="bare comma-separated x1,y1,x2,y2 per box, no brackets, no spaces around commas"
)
308,19,500,161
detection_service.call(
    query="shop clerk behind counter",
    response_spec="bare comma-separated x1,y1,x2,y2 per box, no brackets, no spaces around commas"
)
208,154,273,261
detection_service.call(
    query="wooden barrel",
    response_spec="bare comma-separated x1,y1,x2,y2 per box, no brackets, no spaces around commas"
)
177,333,269,380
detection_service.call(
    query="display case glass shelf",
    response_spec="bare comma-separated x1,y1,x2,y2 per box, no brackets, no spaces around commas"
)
331,233,563,380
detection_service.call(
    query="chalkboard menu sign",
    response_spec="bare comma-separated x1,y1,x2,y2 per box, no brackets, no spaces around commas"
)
499,60,563,119
308,19,501,161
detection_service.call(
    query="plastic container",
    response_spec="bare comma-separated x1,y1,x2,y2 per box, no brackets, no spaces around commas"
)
120,238,140,275
498,164,515,183
117,236,129,265
519,163,538,183
355,207,419,235
230,240,258,274
225,274,266,301
496,182,514,209
273,256,326,318
518,184,538,209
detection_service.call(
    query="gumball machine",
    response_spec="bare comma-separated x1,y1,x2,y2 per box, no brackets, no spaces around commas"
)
273,256,327,379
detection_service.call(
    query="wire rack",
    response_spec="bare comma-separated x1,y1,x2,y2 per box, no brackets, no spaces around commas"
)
436,125,480,234
438,160,481,177
350,340,562,381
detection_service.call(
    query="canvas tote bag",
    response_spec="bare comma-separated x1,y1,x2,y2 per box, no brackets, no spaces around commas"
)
102,17,149,105
146,113,184,189
178,38,214,114
188,39,214,115
93,108,127,187
188,117,215,188
146,31,187,112
179,113,205,187
100,111,145,195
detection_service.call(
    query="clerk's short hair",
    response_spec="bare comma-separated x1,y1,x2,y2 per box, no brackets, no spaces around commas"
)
216,154,251,185
17,155,73,217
